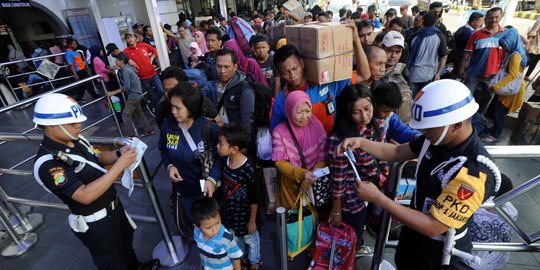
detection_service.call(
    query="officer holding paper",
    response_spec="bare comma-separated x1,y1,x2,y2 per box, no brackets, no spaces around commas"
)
32,93,159,270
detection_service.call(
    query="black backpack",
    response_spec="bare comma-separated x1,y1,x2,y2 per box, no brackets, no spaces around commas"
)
218,78,272,127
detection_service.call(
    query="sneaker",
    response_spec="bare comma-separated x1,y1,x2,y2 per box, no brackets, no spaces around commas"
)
482,135,498,143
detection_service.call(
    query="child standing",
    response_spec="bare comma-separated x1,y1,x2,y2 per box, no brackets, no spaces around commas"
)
191,197,243,270
106,52,155,137
216,123,262,269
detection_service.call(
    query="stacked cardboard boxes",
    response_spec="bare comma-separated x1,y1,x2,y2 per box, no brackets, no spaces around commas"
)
286,22,354,84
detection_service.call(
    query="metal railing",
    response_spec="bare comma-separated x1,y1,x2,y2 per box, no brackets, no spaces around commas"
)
369,145,540,270
0,51,98,106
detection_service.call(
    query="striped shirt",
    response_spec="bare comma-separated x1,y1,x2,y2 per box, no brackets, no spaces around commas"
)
465,26,504,78
328,121,390,214
194,225,243,270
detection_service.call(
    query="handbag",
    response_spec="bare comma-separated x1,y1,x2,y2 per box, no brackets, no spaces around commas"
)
489,52,523,96
179,120,214,179
286,123,332,207
287,192,317,259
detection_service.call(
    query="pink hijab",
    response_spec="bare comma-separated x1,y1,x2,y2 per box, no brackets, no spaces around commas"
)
272,91,327,169
189,42,203,57
223,39,269,86
194,31,209,54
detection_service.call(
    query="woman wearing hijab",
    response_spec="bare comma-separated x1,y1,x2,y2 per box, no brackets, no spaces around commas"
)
223,39,269,86
188,42,204,68
272,91,327,211
89,45,113,90
482,28,527,143
193,31,209,54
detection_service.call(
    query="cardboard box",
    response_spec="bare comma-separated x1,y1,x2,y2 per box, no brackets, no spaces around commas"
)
321,22,354,55
303,56,334,84
299,24,334,59
334,52,353,81
285,25,302,52
303,53,353,84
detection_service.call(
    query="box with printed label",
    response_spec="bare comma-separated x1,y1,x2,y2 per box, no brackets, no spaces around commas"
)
299,24,334,59
303,53,353,85
303,56,334,84
321,22,354,55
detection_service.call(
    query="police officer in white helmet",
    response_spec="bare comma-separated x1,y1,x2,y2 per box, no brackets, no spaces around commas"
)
32,93,160,270
338,80,501,269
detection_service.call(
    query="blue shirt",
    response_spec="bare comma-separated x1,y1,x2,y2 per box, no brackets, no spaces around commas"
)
194,224,243,270
159,117,223,196
269,79,351,134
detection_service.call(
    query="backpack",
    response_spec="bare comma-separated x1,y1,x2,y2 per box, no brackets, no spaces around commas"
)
309,222,357,270
386,63,413,124
219,78,273,128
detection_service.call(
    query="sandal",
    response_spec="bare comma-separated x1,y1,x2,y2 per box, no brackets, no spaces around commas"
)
140,129,155,137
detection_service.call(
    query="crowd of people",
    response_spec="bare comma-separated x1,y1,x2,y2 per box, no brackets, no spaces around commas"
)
24,2,540,270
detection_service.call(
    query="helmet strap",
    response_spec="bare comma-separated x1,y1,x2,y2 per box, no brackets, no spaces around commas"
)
59,124,77,141
433,125,449,146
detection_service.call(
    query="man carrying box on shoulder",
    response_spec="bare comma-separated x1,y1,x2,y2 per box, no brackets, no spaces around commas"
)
270,21,371,135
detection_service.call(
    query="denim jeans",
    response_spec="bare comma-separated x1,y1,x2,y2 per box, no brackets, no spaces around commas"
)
465,75,494,115
231,229,261,264
491,98,509,138
140,74,164,109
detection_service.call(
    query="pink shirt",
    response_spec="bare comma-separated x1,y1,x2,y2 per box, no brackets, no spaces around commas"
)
93,56,110,82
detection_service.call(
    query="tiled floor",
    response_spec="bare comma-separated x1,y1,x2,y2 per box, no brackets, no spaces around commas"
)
0,86,539,269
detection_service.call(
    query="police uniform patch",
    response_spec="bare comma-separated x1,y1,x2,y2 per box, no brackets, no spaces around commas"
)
457,184,475,200
49,167,67,186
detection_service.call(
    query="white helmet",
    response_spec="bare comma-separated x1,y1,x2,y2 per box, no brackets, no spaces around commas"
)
33,93,87,126
409,79,478,130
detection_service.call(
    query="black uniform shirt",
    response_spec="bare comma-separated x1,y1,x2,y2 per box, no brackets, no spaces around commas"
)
398,132,496,266
35,135,117,215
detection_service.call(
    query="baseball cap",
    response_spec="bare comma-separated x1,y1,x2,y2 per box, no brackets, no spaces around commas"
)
385,8,397,17
382,31,405,48
304,12,313,18
115,52,129,64
132,23,143,30
105,43,118,56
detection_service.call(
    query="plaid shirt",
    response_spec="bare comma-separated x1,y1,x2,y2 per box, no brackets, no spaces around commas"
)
328,122,390,214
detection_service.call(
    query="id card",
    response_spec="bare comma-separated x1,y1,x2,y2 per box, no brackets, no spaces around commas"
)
313,167,330,178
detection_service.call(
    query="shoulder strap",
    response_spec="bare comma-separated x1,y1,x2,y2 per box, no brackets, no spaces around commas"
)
179,122,200,156
202,119,211,147
285,122,306,168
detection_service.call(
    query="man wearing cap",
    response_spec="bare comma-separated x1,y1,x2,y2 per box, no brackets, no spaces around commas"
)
133,23,145,43
382,31,413,123
32,93,161,270
304,12,313,23
384,8,397,31
123,31,164,113
105,43,139,70
407,11,448,96
338,79,499,269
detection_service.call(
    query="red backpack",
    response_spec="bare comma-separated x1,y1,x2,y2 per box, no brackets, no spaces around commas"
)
309,222,357,270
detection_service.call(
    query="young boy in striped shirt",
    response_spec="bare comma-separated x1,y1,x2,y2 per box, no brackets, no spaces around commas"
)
191,197,243,270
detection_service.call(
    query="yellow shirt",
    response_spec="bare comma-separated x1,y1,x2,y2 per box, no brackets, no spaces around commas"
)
492,53,525,113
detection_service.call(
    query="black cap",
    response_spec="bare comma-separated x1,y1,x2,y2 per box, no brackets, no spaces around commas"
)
115,52,129,64
132,23,143,30
105,43,119,56
385,8,397,16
